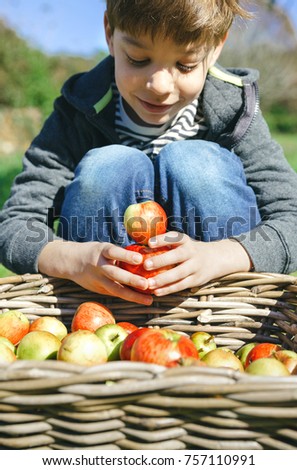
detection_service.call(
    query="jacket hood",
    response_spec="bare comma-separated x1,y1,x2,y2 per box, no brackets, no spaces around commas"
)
61,55,115,115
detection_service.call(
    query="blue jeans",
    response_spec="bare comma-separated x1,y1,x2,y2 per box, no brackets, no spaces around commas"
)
58,141,260,245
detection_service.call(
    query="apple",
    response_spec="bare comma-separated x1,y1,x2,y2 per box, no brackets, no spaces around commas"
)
130,328,199,367
190,332,217,359
117,322,138,335
202,349,244,372
95,324,128,361
120,327,151,360
124,200,167,245
0,310,30,345
17,331,61,360
235,342,258,367
245,357,290,376
0,344,17,363
0,336,16,353
29,316,68,341
245,343,282,368
273,350,297,374
119,244,175,293
57,330,108,366
71,301,115,332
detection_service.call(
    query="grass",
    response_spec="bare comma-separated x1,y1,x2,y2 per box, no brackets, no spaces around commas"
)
273,132,297,171
0,132,296,279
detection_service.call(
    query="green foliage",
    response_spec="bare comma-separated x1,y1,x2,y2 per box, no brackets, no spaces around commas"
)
0,154,22,210
0,21,101,117
264,107,297,134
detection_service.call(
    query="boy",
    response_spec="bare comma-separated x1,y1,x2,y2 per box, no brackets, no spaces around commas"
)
1,0,297,306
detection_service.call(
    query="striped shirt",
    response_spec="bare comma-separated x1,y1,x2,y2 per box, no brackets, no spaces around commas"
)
112,83,208,160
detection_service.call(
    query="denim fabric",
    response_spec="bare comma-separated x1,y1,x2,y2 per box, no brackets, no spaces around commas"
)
58,141,260,245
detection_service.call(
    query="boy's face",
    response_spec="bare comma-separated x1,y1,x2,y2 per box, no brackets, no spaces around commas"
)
105,14,226,126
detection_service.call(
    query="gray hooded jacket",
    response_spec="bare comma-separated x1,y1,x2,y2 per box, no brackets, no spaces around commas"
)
1,56,297,274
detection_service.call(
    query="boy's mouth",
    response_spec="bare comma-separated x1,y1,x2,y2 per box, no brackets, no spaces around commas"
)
137,98,173,114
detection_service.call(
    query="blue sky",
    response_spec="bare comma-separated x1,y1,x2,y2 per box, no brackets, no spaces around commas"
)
0,0,296,57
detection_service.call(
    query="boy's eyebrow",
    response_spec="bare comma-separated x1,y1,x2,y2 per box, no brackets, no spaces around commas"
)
122,35,147,48
122,34,205,58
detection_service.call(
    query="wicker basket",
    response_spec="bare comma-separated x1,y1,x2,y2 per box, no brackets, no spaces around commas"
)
1,271,297,450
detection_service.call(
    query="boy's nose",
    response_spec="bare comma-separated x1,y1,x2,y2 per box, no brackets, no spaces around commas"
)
146,69,175,95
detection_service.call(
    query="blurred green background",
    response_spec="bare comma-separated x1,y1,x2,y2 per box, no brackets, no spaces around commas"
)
0,1,297,278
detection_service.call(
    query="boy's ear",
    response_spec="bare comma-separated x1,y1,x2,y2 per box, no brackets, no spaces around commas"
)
208,32,229,67
104,11,114,56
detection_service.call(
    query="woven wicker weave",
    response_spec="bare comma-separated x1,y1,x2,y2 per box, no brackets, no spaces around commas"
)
1,271,297,450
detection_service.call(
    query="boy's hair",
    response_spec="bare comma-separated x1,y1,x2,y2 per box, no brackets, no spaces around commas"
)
106,0,251,48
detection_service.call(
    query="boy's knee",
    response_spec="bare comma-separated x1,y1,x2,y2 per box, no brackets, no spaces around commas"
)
158,140,244,183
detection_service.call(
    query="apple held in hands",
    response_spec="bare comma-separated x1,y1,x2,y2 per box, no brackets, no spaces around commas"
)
0,310,30,345
119,244,175,293
130,328,199,367
71,301,115,333
124,200,167,245
95,324,128,361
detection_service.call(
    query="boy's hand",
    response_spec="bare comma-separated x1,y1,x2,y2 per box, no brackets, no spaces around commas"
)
141,231,252,296
38,240,153,305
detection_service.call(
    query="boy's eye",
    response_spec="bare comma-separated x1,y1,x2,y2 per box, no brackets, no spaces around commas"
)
177,62,197,73
126,54,149,67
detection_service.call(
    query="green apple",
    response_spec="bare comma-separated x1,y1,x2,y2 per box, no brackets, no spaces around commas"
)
202,348,244,372
95,324,128,361
57,330,107,366
235,342,258,367
17,331,61,360
0,344,17,363
0,336,16,353
245,357,290,376
190,331,216,359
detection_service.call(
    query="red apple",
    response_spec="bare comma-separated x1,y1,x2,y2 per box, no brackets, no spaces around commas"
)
30,316,68,341
190,331,217,359
71,301,115,332
95,324,128,361
130,329,199,367
202,349,244,372
124,200,167,245
117,322,138,335
57,330,107,366
0,344,17,363
17,331,61,360
245,357,290,376
120,327,151,360
119,244,175,293
0,310,30,345
245,343,282,368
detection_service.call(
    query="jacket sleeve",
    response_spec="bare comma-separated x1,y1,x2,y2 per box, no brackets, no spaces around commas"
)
232,109,297,274
0,97,91,274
